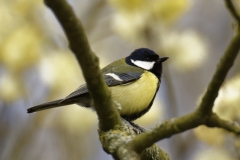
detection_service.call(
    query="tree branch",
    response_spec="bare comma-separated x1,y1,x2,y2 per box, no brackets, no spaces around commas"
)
128,111,202,153
225,0,240,23
43,0,121,131
206,113,240,135
129,109,240,154
99,121,169,160
197,28,240,114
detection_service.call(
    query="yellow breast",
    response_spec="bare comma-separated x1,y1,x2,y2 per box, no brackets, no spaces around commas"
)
109,71,159,116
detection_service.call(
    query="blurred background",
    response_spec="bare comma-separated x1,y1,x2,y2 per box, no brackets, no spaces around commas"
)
0,0,240,159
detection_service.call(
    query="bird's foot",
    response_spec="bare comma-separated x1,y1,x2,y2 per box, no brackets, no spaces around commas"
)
121,118,146,134
129,121,146,134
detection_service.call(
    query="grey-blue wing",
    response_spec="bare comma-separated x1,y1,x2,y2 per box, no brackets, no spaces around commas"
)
59,72,143,104
103,72,142,86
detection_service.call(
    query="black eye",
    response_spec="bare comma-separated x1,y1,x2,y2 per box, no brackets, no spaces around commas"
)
145,57,150,61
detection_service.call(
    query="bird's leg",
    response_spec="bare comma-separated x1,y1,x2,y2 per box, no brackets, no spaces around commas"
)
129,121,146,133
121,118,146,134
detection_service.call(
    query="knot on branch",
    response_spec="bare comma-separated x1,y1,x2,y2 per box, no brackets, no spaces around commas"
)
99,123,136,154
99,121,169,160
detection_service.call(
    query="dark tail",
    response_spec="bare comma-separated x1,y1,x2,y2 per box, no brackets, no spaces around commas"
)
27,99,74,113
28,93,92,113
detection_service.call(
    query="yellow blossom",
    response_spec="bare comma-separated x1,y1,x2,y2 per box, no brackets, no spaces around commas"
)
108,0,146,13
38,50,83,97
214,75,240,121
194,126,225,146
0,25,41,72
194,147,234,160
161,30,208,71
0,73,24,102
151,0,190,24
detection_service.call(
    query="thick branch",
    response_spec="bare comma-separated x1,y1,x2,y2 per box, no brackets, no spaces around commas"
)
44,0,121,131
99,121,169,160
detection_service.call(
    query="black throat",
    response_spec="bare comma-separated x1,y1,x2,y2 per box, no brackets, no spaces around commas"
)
149,62,162,80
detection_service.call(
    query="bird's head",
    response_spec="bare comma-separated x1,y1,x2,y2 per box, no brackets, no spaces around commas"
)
126,48,168,77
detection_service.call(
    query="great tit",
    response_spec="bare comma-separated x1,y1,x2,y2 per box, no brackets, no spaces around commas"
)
27,48,168,121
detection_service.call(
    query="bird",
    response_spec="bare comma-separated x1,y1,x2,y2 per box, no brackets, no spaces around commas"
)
27,48,168,122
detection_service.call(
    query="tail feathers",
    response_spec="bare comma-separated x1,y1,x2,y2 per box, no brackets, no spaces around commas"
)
27,99,74,113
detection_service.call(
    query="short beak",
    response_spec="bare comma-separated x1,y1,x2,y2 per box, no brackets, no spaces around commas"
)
158,57,169,63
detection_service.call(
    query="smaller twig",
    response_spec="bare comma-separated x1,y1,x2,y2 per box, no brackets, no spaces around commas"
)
206,113,240,135
128,111,203,153
197,29,240,114
225,0,240,23
128,111,240,154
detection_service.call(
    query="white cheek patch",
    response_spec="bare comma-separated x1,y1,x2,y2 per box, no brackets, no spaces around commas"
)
105,73,123,81
131,59,155,70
